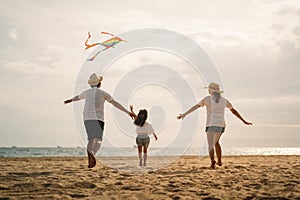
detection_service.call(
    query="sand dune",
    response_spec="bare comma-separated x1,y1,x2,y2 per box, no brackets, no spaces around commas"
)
0,156,299,199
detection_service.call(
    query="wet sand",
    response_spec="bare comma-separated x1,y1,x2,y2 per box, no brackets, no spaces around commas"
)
0,155,299,199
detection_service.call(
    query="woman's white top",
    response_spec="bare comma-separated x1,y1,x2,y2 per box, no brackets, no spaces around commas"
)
135,122,155,137
198,96,233,127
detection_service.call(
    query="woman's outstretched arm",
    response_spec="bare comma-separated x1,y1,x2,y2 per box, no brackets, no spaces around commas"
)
230,108,252,125
153,133,158,141
177,104,200,119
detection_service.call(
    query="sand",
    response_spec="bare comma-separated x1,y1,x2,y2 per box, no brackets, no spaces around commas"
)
0,155,299,200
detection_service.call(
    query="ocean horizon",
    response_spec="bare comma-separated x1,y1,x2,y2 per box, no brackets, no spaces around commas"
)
0,147,299,157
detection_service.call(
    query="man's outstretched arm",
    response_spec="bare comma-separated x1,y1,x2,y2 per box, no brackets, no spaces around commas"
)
111,99,136,119
64,95,80,104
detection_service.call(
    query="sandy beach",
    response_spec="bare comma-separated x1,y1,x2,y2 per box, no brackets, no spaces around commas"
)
0,155,299,199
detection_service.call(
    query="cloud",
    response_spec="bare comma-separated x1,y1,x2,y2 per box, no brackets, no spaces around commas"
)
1,60,51,74
8,28,18,40
274,5,300,16
1,0,300,147
293,26,300,35
232,95,300,106
270,23,287,32
188,30,253,51
255,123,300,128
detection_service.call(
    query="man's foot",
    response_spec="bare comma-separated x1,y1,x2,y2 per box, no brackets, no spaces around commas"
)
144,162,147,166
91,154,96,167
217,161,222,166
87,150,92,167
87,150,96,168
210,160,216,170
139,159,143,167
88,164,94,168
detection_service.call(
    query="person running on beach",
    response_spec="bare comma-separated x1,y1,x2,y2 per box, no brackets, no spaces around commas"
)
64,73,135,168
130,105,158,167
177,82,252,169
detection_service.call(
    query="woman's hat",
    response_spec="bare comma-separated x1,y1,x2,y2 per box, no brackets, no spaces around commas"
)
205,82,223,93
88,73,103,86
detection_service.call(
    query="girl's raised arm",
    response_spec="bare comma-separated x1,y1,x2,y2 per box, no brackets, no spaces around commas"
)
130,105,137,120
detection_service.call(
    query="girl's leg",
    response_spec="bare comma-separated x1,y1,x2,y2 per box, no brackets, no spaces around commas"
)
138,146,143,166
143,146,148,166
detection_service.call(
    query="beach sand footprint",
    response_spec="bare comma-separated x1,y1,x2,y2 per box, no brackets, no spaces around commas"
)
73,181,97,189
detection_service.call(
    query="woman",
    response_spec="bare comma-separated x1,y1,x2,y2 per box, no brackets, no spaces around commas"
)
130,105,158,167
177,82,252,169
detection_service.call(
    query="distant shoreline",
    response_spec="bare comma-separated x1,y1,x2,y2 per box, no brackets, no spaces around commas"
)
0,147,299,158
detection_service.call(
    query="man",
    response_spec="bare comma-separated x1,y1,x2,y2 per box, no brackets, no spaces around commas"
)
64,73,135,168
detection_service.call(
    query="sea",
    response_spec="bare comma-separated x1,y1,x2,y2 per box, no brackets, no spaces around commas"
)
0,147,299,157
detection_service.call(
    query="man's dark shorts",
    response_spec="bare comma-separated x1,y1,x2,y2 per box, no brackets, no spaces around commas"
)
84,120,104,141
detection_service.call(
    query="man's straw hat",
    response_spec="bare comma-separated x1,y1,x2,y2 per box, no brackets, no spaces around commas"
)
88,73,103,86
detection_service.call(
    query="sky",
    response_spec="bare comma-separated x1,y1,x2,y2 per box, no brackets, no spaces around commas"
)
0,0,299,148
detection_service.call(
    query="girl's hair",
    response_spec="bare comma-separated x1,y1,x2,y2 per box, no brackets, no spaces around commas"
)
213,92,221,103
134,109,148,127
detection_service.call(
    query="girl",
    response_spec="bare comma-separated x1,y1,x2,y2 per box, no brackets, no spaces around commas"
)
177,82,252,169
130,105,158,166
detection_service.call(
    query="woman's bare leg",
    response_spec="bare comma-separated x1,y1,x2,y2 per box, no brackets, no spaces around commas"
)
215,141,222,166
206,132,216,169
214,133,222,166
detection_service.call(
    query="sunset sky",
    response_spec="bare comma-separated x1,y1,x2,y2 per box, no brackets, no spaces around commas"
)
0,0,299,149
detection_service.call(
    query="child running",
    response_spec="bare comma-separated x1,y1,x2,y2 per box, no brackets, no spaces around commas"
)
130,105,158,167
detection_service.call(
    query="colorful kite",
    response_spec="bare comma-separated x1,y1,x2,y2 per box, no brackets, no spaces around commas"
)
84,32,128,61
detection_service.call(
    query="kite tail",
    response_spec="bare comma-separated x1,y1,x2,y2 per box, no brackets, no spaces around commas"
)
84,32,102,50
87,49,103,61
84,32,92,49
101,32,116,37
101,31,129,42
